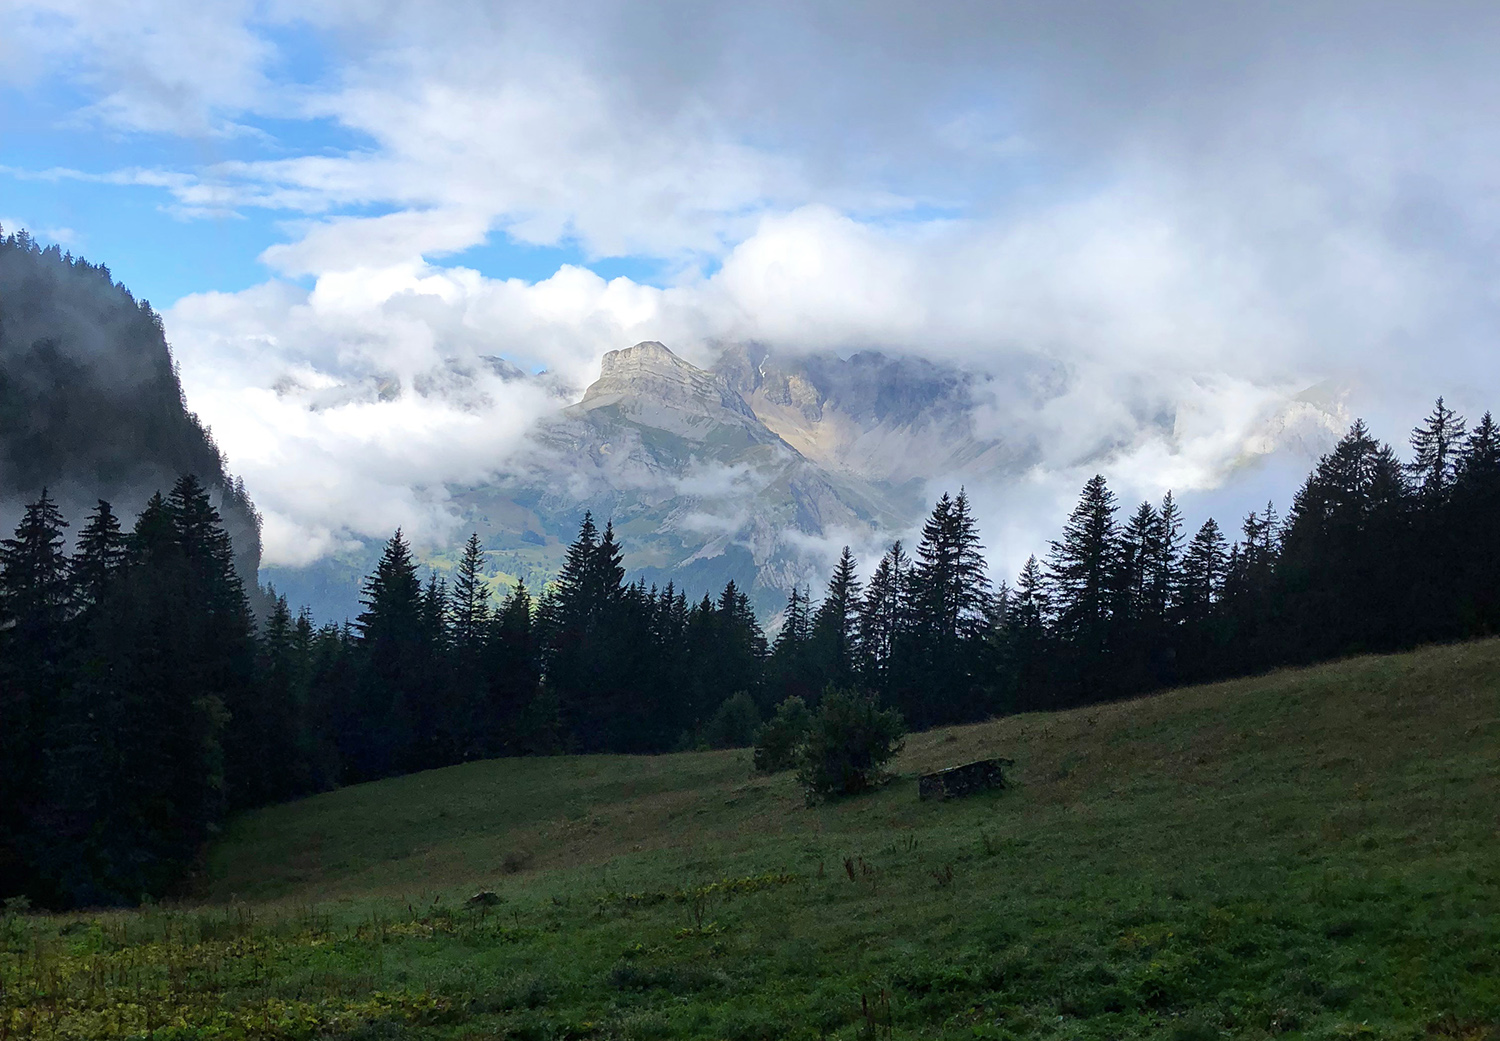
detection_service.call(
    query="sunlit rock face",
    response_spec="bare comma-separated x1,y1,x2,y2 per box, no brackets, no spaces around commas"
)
447,342,910,617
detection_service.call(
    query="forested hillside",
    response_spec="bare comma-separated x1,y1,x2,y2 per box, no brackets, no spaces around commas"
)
0,226,262,593
5,381,1498,908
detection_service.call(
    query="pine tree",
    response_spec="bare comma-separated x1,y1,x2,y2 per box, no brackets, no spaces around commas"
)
450,532,492,652
1280,421,1411,660
1453,412,1500,630
808,547,862,694
0,488,71,632
912,490,992,646
1152,491,1185,618
1178,519,1226,620
907,489,992,723
1046,475,1120,697
1408,397,1466,501
0,490,71,899
858,540,912,701
537,513,634,751
350,529,423,779
1006,554,1053,710
71,500,126,613
768,586,816,707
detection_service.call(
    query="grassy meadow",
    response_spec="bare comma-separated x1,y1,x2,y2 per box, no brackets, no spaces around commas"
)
4,640,1500,1040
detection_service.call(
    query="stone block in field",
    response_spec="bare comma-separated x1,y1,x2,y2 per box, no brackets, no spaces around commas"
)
918,757,1014,801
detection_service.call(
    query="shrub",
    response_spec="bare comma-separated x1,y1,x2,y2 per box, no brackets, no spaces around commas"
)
753,696,811,773
796,689,905,801
704,692,761,749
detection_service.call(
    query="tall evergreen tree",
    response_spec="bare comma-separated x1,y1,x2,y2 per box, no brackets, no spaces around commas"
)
481,581,542,753
1046,475,1120,699
0,490,71,898
450,533,492,652
1453,412,1500,630
768,586,816,707
858,540,912,703
70,499,126,612
908,489,992,723
350,529,423,779
1005,554,1053,710
1408,397,1466,501
808,547,862,695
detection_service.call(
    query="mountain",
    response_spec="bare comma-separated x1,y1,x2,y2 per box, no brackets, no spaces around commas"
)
265,342,916,620
450,342,910,615
263,339,1352,624
714,343,1034,487
0,229,265,606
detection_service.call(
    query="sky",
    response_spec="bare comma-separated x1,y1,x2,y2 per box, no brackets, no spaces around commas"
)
4,0,1500,578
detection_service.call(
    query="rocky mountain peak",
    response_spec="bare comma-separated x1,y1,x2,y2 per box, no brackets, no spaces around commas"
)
577,340,760,428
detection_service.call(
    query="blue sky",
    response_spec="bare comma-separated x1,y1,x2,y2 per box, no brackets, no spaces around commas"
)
4,1,1500,575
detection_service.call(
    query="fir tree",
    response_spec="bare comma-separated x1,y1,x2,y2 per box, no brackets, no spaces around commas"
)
858,540,912,700
768,586,816,707
0,490,71,899
1408,397,1466,501
350,529,423,779
808,547,862,694
71,499,126,613
450,532,492,652
1046,475,1120,698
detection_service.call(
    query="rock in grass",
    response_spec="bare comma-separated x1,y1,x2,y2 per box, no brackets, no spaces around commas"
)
467,890,503,908
919,757,1014,801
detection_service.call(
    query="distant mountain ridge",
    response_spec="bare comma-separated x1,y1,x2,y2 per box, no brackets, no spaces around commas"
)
443,342,912,617
714,343,1033,486
264,339,1351,623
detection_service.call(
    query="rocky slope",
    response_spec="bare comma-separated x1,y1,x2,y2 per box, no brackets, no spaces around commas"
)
445,342,909,616
713,343,1034,487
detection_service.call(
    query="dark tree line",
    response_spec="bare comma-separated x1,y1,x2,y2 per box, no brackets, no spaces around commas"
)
5,399,1499,906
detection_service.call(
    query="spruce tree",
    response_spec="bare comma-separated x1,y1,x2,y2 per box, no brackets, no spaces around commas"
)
1046,475,1120,697
908,489,991,723
350,529,423,779
1453,412,1500,630
858,540,912,702
0,490,71,899
1408,397,1466,501
450,532,492,652
71,499,126,613
768,586,816,707
808,547,862,694
1006,554,1053,710
485,581,542,753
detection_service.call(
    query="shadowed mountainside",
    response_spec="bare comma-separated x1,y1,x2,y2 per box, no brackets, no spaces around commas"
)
0,229,264,604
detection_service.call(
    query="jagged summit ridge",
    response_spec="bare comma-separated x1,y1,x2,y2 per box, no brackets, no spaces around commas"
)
573,340,766,441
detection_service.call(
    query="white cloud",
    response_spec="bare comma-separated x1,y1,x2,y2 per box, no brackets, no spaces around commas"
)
17,0,1500,579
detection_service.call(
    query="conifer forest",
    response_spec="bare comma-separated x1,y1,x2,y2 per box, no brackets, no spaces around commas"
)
3,386,1497,907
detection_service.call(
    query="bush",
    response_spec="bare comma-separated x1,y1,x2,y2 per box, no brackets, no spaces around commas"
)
704,692,761,749
796,689,905,801
753,696,811,773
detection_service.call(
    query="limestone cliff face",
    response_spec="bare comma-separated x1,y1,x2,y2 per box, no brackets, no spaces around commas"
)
714,343,1033,487
579,341,763,433
448,342,909,616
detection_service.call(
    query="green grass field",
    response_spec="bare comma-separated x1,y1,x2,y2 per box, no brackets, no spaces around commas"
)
5,641,1500,1040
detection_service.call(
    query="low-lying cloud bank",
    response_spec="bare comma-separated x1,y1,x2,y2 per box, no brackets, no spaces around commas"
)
11,0,1500,579
168,195,1379,577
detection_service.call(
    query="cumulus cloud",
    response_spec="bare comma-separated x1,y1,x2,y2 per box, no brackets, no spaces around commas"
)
14,0,1500,576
